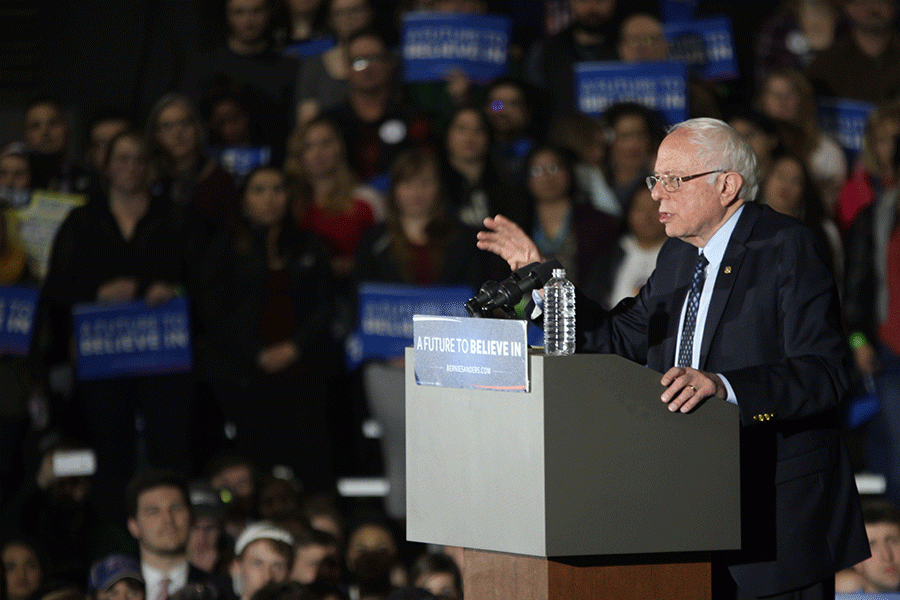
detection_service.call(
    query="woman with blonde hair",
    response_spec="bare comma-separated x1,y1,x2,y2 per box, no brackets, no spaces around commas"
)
756,67,847,214
285,115,381,281
836,100,900,235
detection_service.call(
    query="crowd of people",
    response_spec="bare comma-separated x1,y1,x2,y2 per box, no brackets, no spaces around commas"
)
3,0,900,597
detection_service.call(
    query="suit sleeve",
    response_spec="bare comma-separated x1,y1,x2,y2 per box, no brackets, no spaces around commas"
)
577,268,657,366
721,225,852,424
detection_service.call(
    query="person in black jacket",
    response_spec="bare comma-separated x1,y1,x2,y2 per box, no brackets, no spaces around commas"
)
843,135,900,507
197,165,336,494
31,130,194,527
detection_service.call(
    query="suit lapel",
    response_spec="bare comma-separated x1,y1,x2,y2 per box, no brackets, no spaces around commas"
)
698,202,760,370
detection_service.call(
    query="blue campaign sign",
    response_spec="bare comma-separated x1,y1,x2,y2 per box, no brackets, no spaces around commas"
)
818,98,876,159
282,37,336,59
0,285,40,356
660,0,698,23
413,315,529,392
664,16,738,81
401,13,510,83
345,283,473,369
575,61,688,125
73,296,193,381
210,146,272,179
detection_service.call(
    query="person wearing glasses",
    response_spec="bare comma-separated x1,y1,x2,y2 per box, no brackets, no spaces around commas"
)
323,29,433,189
477,117,869,599
518,142,619,304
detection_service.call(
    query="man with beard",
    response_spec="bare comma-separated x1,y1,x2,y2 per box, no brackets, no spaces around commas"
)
22,98,96,195
807,0,900,104
126,470,235,600
180,0,299,165
524,0,620,125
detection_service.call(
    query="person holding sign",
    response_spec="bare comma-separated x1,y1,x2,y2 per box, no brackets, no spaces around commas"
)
32,130,194,526
476,117,869,599
523,0,619,125
294,0,375,124
353,150,488,519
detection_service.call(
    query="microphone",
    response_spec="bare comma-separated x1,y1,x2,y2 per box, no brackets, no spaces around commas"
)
464,279,502,317
465,262,539,316
466,260,562,316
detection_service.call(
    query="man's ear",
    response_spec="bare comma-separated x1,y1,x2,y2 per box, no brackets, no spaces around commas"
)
720,171,744,205
127,517,140,540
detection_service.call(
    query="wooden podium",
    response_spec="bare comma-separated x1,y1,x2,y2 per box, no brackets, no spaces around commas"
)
405,349,741,599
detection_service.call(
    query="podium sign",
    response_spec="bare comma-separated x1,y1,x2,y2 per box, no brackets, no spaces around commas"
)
413,315,528,392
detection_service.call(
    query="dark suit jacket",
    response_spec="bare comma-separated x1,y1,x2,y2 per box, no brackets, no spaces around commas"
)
187,564,237,600
577,201,869,596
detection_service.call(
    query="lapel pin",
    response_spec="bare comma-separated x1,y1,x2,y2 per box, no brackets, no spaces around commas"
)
724,266,732,274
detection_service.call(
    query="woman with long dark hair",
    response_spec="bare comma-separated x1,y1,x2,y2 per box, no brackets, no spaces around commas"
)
198,165,336,493
519,143,620,303
439,105,517,229
352,150,488,520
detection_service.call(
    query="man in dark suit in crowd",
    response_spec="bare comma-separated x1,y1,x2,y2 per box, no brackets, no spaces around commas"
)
126,470,235,600
477,117,869,599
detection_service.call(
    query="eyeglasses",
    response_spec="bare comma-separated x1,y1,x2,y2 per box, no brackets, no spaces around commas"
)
646,169,725,192
530,163,560,178
350,54,387,71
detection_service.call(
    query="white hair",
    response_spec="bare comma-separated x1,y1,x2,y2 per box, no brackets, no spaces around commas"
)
668,117,760,202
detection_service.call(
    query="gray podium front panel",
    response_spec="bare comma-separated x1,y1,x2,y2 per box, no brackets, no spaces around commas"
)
406,349,741,558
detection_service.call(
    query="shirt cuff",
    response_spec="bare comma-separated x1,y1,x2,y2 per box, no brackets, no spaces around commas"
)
530,289,543,320
719,373,737,405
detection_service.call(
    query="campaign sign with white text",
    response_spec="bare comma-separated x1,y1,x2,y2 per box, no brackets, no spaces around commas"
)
73,297,192,381
817,97,875,159
575,61,688,124
10,191,86,279
664,16,738,81
401,13,510,83
0,285,39,356
345,283,472,369
413,315,528,392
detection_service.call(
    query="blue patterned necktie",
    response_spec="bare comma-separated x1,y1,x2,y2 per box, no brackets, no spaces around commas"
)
677,252,708,368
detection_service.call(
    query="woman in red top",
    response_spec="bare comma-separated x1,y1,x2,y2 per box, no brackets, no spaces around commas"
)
286,115,380,281
836,100,900,236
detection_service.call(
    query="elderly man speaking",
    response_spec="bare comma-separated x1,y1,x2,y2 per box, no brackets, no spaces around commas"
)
476,118,869,600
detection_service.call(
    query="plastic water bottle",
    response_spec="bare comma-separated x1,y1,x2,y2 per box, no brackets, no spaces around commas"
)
543,268,576,355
